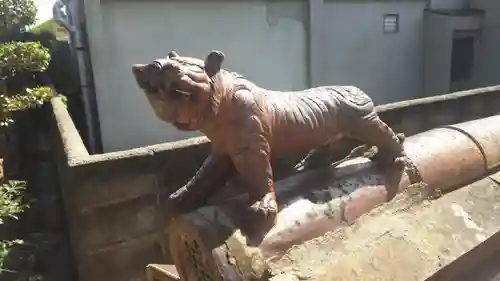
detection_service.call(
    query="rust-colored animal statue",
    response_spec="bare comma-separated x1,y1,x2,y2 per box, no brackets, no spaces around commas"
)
132,50,406,240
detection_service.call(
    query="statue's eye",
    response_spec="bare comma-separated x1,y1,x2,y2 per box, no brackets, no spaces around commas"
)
174,90,192,101
170,82,193,101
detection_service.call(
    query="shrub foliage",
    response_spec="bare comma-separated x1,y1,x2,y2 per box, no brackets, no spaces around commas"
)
1,0,60,278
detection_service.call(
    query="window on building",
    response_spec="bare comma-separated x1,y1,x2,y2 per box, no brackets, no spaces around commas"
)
383,14,399,34
450,35,475,83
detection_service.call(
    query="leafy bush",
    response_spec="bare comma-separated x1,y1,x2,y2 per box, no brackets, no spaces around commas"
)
0,181,28,273
30,20,70,41
0,0,37,33
1,0,63,278
1,39,55,127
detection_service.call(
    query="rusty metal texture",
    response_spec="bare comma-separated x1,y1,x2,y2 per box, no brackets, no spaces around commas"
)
168,115,500,281
403,114,500,193
447,115,500,170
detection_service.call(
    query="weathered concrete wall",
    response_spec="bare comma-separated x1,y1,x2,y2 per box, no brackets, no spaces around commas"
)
423,9,483,97
423,11,453,97
470,0,500,90
50,86,500,281
319,0,427,104
428,229,500,281
269,170,500,281
429,0,469,10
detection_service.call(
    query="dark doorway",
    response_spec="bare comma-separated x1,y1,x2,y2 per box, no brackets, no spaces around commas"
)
450,33,475,91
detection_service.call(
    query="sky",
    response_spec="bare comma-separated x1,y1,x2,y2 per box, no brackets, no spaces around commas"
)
34,0,58,24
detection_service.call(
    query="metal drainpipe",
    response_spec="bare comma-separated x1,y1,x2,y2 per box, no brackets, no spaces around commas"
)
52,0,101,153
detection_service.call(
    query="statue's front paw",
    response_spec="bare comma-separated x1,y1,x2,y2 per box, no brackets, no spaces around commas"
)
249,193,278,218
372,150,408,169
393,155,408,167
396,133,406,144
244,194,278,246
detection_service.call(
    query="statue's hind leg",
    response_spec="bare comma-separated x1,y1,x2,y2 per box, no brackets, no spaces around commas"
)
299,138,362,171
342,112,407,199
344,112,407,167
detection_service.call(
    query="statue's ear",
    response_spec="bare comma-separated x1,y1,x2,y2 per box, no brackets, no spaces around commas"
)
204,50,224,77
168,50,179,58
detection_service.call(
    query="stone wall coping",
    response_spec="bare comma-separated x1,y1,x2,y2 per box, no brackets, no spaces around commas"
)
51,84,500,167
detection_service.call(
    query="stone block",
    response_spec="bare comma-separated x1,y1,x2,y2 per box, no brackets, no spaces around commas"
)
73,172,158,212
427,100,460,128
76,195,160,251
146,264,180,281
393,107,426,136
79,234,167,281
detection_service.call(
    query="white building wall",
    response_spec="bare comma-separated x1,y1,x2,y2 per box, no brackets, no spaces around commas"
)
85,0,500,153
86,0,308,152
470,0,500,89
319,1,427,104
